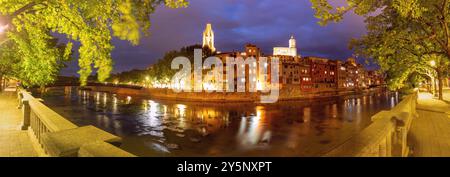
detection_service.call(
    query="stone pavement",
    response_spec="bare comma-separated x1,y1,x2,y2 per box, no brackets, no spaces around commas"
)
409,89,450,157
0,89,37,157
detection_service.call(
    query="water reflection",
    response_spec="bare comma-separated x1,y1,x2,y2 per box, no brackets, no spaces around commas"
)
236,106,271,149
41,87,399,157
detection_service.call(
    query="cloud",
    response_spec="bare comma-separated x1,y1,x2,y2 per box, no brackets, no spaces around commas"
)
60,0,367,76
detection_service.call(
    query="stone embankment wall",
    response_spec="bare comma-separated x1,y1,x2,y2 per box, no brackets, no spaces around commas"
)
18,89,135,157
324,90,418,157
81,85,384,103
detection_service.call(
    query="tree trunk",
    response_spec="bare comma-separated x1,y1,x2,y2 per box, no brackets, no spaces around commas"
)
39,86,46,94
0,74,3,92
438,69,444,100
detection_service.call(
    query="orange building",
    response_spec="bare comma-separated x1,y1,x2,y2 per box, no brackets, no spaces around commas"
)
216,44,271,92
304,56,338,92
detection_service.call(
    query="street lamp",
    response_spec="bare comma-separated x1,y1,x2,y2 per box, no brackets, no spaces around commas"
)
0,24,8,34
430,60,436,67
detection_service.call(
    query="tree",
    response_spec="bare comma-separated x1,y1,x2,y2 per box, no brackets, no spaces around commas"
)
0,40,20,90
0,33,70,88
310,0,450,100
145,44,213,85
110,44,215,87
0,0,188,86
108,69,148,84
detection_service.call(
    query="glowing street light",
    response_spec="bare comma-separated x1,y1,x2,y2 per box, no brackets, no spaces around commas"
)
0,24,8,34
430,60,436,67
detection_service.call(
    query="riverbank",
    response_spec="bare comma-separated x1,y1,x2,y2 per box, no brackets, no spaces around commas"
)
78,85,386,103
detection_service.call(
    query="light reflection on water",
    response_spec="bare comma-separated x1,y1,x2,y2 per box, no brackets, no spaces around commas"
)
40,87,399,157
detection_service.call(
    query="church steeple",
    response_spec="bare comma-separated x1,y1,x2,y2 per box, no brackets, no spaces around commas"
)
202,23,216,52
289,35,296,48
273,35,298,57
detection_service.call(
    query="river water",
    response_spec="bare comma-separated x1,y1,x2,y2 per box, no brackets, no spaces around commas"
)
39,88,399,157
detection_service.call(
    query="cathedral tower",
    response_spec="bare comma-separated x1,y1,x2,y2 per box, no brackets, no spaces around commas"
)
289,35,296,48
273,35,298,57
202,23,216,52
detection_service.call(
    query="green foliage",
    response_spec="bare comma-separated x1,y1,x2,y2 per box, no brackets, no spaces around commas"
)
0,0,188,86
109,44,214,86
310,0,426,26
310,0,450,92
0,40,20,77
0,31,69,87
108,69,148,84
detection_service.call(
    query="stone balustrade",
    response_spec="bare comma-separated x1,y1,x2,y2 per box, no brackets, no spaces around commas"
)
17,89,135,157
325,89,419,157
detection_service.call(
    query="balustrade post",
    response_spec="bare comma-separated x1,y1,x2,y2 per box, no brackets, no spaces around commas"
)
391,116,410,157
386,130,392,157
21,100,31,130
17,92,23,109
413,91,419,118
400,127,409,157
390,116,403,157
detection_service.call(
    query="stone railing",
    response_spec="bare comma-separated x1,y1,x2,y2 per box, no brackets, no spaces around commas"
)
325,90,419,157
17,89,135,157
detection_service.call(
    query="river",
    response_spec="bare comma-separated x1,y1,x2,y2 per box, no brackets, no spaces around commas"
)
39,87,399,157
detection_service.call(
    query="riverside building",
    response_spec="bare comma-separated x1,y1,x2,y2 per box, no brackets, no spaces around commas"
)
203,23,382,93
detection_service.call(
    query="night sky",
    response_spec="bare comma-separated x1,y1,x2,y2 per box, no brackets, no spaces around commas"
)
60,0,368,76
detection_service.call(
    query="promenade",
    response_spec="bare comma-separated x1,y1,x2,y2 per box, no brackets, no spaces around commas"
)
0,88,37,157
409,89,450,157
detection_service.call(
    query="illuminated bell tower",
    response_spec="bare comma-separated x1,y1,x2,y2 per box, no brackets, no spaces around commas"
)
273,35,298,57
289,35,296,48
202,23,216,52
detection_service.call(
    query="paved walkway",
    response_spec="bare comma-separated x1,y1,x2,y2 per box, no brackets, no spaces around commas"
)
0,89,37,157
409,89,450,157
